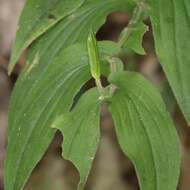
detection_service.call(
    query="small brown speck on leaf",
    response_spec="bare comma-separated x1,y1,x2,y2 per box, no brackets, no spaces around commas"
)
48,14,57,20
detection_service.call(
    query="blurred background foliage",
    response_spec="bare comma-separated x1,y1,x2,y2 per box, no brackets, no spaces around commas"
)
0,0,190,190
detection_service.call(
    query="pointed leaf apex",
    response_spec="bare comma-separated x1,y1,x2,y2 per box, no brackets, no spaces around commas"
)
87,30,101,79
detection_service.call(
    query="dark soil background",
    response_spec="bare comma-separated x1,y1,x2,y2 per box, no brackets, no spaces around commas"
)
0,1,190,190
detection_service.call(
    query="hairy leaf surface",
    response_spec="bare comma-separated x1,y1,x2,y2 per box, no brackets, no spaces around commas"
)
108,71,181,190
53,88,100,190
149,0,190,124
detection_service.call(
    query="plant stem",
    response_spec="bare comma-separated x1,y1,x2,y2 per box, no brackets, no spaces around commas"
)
118,1,146,48
96,1,147,99
95,78,104,95
108,2,147,96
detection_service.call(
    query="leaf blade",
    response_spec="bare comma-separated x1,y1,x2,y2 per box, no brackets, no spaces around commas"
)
6,41,122,190
108,71,181,190
9,0,135,121
53,88,100,190
6,44,91,190
9,0,85,73
122,22,148,55
6,1,136,189
149,0,190,124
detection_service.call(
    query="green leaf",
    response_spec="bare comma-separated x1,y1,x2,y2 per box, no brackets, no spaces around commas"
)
9,0,135,74
149,0,190,124
118,2,148,55
9,0,85,74
5,41,121,190
52,88,101,190
10,0,135,68
122,22,148,55
108,71,181,190
6,1,136,189
6,44,91,190
98,41,122,57
9,0,135,122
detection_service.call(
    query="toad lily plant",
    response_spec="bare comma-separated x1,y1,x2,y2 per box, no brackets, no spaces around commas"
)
5,0,190,190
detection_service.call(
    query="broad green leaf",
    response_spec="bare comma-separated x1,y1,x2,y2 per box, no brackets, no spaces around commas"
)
9,0,135,74
122,22,148,55
149,0,190,124
5,41,121,190
6,1,136,189
9,0,85,73
12,0,135,69
53,88,101,190
6,44,91,190
108,71,181,190
9,0,135,124
8,41,120,133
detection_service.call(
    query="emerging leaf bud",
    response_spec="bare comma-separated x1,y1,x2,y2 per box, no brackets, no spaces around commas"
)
87,30,101,79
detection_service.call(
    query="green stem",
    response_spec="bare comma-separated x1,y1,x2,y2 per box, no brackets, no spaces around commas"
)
118,1,146,48
109,58,117,73
95,2,147,99
95,78,111,101
95,78,104,95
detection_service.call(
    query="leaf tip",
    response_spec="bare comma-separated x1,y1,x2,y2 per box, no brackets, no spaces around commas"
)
8,63,14,76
